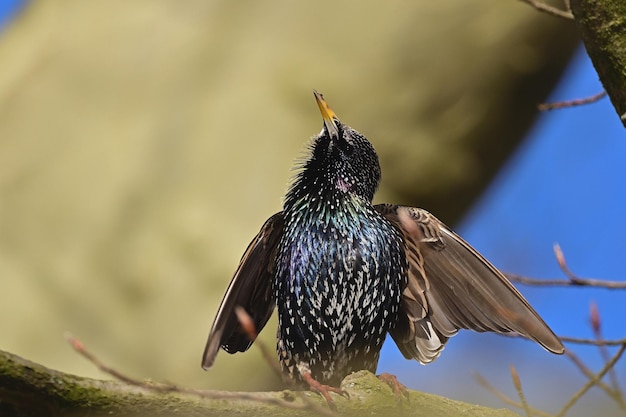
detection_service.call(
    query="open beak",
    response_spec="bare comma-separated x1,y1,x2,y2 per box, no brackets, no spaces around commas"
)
313,90,339,139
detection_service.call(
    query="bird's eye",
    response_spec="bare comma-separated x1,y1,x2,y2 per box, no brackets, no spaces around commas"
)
341,140,354,156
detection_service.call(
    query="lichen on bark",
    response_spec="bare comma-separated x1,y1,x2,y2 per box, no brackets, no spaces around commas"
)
571,0,626,126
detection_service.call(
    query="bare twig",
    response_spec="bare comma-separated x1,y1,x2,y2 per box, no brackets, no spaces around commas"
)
232,307,340,414
236,308,347,414
66,333,336,416
66,334,149,388
517,0,574,19
562,0,570,11
560,336,626,346
538,91,607,111
564,348,626,409
589,303,625,406
509,365,532,417
499,332,626,346
478,337,626,415
564,349,614,393
505,244,626,289
505,273,626,288
234,307,284,380
556,344,626,417
474,372,554,417
554,244,583,282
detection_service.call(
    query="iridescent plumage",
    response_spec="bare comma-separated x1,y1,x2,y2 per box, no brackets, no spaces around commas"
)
202,91,563,396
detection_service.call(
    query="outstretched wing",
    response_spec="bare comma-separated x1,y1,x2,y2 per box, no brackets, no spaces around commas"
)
201,212,285,369
375,204,564,364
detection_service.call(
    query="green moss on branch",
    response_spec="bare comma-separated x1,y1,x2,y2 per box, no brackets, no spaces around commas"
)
0,349,519,416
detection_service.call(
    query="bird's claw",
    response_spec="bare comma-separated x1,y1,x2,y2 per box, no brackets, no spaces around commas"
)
377,372,410,403
302,371,348,410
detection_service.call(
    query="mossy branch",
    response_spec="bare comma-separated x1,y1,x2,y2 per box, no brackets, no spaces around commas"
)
0,349,520,417
570,0,626,126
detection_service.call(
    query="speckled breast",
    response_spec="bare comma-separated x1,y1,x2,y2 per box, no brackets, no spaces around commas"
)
274,205,406,385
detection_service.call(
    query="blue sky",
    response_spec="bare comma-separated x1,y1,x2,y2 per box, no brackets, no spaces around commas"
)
379,45,626,412
0,0,21,30
459,45,625,344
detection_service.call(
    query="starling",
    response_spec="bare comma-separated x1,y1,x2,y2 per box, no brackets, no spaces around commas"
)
202,91,564,404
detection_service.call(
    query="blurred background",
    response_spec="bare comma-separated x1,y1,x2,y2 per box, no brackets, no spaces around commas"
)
0,1,624,416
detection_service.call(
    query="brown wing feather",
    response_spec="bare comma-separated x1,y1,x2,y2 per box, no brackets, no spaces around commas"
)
375,204,564,364
201,212,284,369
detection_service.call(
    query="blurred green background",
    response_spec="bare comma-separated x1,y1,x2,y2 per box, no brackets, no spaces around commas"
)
0,0,578,403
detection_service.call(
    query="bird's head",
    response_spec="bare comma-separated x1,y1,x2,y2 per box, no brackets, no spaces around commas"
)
286,91,381,207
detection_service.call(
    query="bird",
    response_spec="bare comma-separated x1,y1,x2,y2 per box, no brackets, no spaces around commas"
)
201,90,564,407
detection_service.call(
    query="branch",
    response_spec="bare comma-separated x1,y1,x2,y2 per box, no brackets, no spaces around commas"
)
475,372,554,417
570,0,626,127
506,273,626,288
518,0,574,19
563,348,626,408
556,343,626,416
505,244,626,289
477,344,626,416
589,303,624,399
68,330,334,417
509,365,532,417
537,90,607,111
560,336,626,346
0,348,522,417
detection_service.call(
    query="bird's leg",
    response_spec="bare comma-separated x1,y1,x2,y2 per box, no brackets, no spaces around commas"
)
377,372,410,402
297,363,348,410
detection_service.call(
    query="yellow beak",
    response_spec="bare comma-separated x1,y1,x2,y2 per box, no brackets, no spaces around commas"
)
313,90,339,139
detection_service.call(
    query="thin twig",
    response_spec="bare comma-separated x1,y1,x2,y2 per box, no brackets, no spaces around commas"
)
564,348,626,408
66,333,336,417
556,344,626,417
499,332,626,347
474,373,554,417
505,273,626,288
589,303,624,405
509,365,532,417
234,307,284,380
505,244,626,289
554,244,583,283
562,0,571,12
564,349,614,393
560,336,626,346
233,307,338,415
66,334,150,387
518,0,574,19
538,91,607,111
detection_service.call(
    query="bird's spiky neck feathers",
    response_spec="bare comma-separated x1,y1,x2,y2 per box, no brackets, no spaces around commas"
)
283,121,381,214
